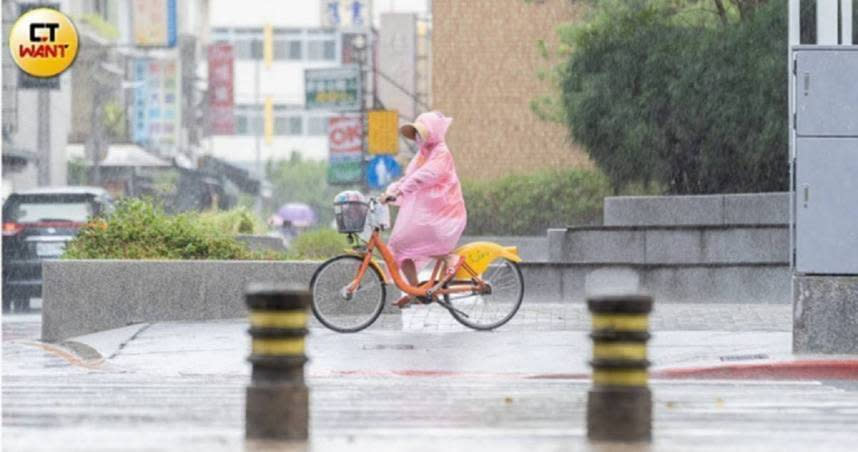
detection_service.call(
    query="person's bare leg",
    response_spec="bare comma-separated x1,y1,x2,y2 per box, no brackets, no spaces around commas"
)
432,254,461,272
394,259,419,307
401,259,419,286
431,253,462,287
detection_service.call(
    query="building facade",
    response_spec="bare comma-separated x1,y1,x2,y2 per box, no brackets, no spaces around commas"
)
204,0,357,170
204,0,429,172
432,0,591,181
2,0,73,198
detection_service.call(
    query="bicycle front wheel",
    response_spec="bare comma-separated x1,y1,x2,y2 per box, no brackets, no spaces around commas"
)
444,258,524,331
310,255,386,333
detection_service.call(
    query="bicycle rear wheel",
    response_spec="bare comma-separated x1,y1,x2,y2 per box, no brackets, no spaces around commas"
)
444,258,524,331
310,255,386,333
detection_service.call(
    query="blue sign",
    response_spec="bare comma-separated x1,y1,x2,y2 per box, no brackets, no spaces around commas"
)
167,0,177,47
367,155,402,190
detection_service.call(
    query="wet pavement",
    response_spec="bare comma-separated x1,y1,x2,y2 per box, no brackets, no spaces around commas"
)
3,304,858,451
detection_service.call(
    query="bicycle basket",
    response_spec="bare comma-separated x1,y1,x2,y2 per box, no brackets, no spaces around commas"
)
333,191,369,233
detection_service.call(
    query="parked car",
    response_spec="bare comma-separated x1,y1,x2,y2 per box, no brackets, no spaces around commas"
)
2,187,113,312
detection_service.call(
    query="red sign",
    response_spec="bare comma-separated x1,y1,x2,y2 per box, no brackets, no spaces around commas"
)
208,43,234,135
328,116,362,154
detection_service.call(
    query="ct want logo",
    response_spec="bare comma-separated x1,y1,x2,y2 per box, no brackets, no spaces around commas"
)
9,8,79,78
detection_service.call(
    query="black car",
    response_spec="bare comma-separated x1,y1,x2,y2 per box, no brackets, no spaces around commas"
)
2,187,113,312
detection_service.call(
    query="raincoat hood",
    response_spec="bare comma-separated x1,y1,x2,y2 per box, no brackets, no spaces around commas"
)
403,111,452,149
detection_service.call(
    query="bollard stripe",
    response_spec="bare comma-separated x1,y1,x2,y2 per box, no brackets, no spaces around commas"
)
592,314,648,332
593,342,647,360
590,331,651,342
587,295,653,314
593,369,648,386
252,338,305,356
249,311,307,329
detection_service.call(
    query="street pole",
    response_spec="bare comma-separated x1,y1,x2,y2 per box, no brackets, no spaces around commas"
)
36,87,51,186
359,47,368,194
88,87,104,186
254,38,262,215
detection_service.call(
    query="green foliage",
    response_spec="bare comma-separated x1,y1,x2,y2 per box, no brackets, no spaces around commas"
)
267,152,357,228
558,0,793,194
462,168,612,235
63,198,272,260
198,207,266,234
286,228,349,260
67,158,89,186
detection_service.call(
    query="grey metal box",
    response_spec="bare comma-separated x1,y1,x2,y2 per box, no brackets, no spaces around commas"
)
795,48,858,137
795,138,858,274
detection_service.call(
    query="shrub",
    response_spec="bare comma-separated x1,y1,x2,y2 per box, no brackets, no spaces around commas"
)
557,0,795,194
287,228,349,260
461,168,612,235
197,207,266,235
64,198,265,260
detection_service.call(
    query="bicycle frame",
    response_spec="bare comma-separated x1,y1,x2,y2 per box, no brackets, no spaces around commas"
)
346,228,487,299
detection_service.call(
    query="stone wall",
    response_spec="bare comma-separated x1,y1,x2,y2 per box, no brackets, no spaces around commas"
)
432,0,591,181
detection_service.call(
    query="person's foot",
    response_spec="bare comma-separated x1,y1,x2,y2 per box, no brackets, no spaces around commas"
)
393,295,414,309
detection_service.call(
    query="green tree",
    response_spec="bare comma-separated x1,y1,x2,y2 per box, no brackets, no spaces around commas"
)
558,0,791,194
267,152,358,228
549,0,855,194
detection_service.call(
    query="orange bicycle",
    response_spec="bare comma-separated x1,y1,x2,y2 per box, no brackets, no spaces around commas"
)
310,192,525,333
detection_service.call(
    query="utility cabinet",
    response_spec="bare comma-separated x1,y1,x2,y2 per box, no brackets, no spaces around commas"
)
792,46,858,275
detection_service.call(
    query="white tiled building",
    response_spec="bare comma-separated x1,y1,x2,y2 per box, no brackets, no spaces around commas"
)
204,1,349,169
202,0,429,170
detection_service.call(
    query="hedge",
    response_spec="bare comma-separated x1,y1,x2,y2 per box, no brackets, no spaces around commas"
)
63,198,274,260
461,168,611,235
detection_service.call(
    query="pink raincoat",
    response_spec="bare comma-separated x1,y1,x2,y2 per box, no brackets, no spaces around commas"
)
386,112,467,271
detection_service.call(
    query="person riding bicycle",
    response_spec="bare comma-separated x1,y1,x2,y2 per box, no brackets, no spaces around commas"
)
381,111,467,308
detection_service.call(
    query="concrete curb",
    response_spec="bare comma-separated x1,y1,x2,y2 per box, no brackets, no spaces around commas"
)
65,323,151,360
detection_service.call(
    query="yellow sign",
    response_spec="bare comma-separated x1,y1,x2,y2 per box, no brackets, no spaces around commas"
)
368,110,399,155
9,8,79,78
263,24,273,69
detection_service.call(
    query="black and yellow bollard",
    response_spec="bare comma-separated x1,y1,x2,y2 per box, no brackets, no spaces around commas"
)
245,283,311,440
586,294,653,442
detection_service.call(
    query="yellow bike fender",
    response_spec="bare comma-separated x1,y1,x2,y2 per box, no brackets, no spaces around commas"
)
453,241,522,279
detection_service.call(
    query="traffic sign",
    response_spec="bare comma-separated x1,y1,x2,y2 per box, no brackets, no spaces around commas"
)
367,155,402,190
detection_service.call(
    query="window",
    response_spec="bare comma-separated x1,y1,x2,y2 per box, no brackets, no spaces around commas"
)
323,40,336,60
235,106,262,135
308,39,336,61
288,116,303,135
275,116,303,136
235,39,263,60
7,199,93,223
233,28,263,60
274,40,302,61
236,115,249,135
308,116,328,136
289,40,303,60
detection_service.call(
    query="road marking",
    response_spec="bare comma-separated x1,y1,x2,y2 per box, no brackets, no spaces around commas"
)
14,340,104,369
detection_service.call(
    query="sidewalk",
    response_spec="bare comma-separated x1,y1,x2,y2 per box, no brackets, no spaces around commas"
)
3,305,858,452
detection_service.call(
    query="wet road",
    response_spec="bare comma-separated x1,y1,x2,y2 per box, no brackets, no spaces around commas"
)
3,309,858,451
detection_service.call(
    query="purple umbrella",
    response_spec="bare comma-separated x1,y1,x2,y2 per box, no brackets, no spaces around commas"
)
276,203,317,228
